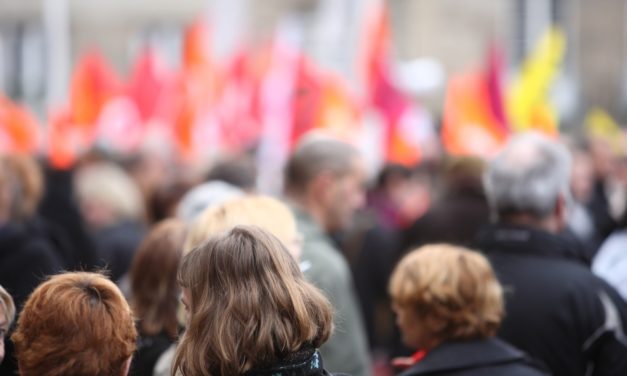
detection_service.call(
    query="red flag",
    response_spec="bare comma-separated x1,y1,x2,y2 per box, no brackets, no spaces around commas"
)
363,4,426,166
69,51,122,127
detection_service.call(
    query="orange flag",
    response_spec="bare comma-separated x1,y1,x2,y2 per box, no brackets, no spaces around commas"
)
441,71,508,158
0,94,41,154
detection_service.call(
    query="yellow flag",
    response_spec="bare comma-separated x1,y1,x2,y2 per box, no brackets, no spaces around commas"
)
507,27,566,134
584,108,624,155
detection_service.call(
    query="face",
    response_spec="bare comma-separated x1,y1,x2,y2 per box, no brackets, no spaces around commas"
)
0,307,6,364
179,288,192,326
323,158,366,232
392,302,429,350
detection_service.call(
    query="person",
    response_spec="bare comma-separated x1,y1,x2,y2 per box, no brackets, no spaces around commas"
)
11,272,137,376
0,285,15,365
389,244,548,376
0,156,64,376
75,161,147,282
174,226,335,376
129,219,186,376
403,156,490,250
284,135,370,376
152,195,303,376
477,132,627,376
184,195,301,259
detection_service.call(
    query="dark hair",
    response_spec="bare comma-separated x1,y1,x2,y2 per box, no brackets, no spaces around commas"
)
130,219,186,339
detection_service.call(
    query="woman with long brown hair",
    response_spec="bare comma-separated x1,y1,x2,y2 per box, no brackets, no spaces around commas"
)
129,219,186,376
174,225,335,376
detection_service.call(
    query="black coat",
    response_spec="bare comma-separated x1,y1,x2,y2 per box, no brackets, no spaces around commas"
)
398,338,548,376
476,224,627,376
0,222,64,376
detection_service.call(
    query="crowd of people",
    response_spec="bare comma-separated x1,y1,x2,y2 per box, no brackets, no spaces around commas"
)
1,130,627,376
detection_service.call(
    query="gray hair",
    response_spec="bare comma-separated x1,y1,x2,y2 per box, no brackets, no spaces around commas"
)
284,135,360,194
483,132,572,219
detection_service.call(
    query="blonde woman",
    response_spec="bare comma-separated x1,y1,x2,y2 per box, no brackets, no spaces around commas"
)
175,226,335,376
0,285,15,364
389,244,548,376
184,195,302,260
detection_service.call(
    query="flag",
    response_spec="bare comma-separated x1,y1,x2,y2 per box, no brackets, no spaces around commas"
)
507,27,565,135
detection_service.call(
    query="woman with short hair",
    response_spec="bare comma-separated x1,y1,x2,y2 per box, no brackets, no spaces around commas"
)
389,244,548,376
12,272,137,376
0,285,15,365
174,225,334,376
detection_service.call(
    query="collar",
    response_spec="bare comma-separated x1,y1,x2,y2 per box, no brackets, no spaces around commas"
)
475,223,582,262
399,338,528,375
244,348,325,376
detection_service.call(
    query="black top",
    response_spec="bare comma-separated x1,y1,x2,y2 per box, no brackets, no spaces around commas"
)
476,223,627,376
399,338,548,376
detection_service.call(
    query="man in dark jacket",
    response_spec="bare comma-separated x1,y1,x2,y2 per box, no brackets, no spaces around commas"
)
478,132,627,376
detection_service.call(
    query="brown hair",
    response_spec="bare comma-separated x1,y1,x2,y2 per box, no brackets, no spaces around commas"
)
2,154,44,221
389,244,504,344
12,272,137,376
130,218,186,339
174,226,333,376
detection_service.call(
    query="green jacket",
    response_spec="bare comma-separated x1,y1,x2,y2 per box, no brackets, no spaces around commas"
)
292,206,371,376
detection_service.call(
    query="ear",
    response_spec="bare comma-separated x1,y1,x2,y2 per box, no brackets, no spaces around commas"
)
309,171,335,201
120,356,132,376
554,193,568,232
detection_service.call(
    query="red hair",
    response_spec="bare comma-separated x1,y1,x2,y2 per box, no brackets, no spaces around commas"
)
12,272,137,376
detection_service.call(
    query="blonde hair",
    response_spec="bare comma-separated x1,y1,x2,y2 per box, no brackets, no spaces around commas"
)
0,284,15,329
389,244,504,343
184,195,298,255
174,226,333,376
75,162,145,222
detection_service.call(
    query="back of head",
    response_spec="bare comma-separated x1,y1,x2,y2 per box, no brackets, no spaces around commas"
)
0,283,15,335
75,162,145,225
2,154,44,222
284,135,360,195
176,181,244,222
131,219,186,339
483,132,571,220
206,156,258,192
184,195,299,258
12,272,137,376
389,244,503,347
175,226,332,376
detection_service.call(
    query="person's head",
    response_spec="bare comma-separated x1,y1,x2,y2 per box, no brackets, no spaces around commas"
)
389,244,504,351
176,181,244,222
75,162,145,229
0,285,15,364
130,219,186,340
284,136,366,232
483,132,572,232
175,226,333,376
184,195,301,259
2,154,44,222
206,155,258,192
12,272,137,376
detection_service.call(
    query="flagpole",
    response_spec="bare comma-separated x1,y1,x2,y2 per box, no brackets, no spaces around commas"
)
43,0,70,110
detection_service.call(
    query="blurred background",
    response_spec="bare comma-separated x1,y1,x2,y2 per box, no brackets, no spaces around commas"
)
0,0,625,185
